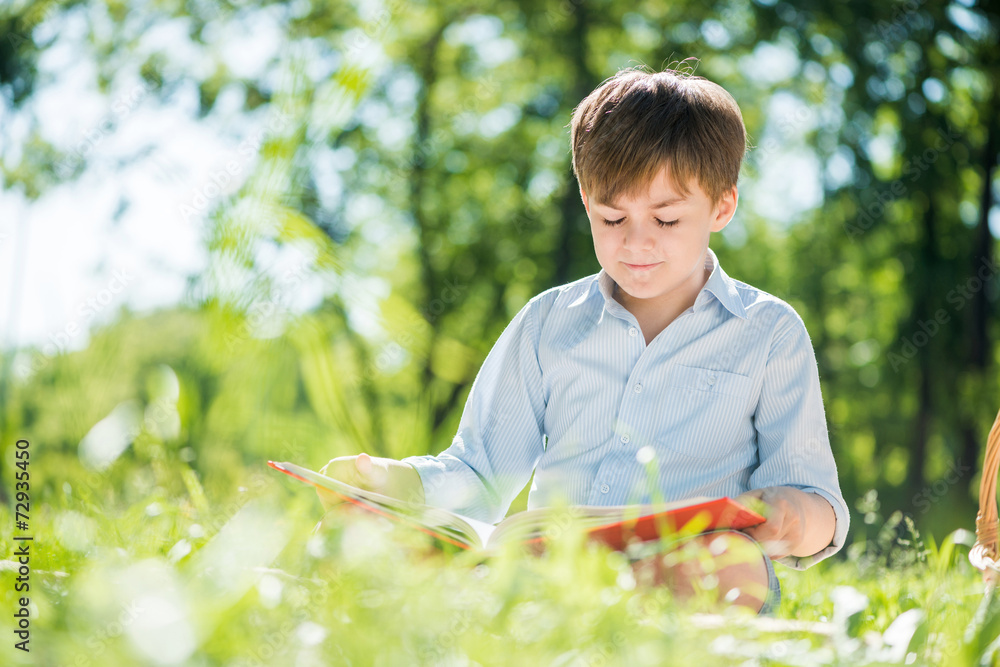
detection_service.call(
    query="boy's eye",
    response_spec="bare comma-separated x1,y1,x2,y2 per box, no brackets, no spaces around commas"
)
600,217,679,227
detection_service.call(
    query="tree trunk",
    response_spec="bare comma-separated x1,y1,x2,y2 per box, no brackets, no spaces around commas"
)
553,1,595,285
414,12,475,437
412,27,446,391
962,81,998,470
909,202,937,494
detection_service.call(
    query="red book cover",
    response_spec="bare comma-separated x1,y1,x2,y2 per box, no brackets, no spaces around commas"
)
582,497,766,551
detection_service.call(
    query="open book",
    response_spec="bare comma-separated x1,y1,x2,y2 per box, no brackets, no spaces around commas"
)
268,460,765,554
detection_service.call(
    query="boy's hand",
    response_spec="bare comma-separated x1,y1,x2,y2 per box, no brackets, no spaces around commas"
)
316,453,425,511
735,486,835,559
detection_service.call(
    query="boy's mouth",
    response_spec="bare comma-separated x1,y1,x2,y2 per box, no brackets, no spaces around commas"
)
623,261,662,272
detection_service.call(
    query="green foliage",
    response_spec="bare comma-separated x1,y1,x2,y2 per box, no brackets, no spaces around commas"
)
1,484,998,666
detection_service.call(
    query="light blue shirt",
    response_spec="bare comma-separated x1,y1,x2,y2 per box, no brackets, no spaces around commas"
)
403,248,849,569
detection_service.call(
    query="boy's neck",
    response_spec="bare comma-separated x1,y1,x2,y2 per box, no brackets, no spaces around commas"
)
612,257,712,341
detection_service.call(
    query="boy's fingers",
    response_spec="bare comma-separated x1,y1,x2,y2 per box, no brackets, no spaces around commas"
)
355,453,389,492
740,524,767,547
756,537,791,559
736,490,772,519
736,488,764,503
354,453,376,490
355,453,372,479
740,513,793,559
316,457,367,508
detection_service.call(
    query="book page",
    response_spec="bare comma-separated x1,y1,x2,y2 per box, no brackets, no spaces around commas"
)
271,462,762,553
269,461,497,549
487,498,713,548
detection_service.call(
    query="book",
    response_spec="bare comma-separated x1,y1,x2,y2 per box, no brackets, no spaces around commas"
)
268,460,766,555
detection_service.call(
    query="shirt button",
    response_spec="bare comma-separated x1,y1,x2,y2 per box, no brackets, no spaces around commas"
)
707,374,717,386
633,383,642,393
600,484,610,494
620,434,630,444
628,327,638,337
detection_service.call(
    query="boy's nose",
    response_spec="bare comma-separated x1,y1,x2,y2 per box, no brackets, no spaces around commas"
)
624,224,655,250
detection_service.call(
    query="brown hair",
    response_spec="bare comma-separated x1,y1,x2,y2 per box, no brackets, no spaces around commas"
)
570,63,749,207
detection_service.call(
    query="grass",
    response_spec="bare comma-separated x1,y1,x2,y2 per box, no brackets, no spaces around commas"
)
3,473,1000,667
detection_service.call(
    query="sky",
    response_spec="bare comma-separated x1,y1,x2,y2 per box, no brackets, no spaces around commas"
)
0,4,289,362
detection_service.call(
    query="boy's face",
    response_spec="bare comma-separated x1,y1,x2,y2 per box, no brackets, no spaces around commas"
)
580,165,737,315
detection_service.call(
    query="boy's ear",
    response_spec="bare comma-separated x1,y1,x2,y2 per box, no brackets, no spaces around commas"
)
710,186,738,233
579,186,590,214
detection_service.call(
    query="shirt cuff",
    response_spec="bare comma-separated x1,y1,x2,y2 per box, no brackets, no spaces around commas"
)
775,487,850,570
400,454,500,524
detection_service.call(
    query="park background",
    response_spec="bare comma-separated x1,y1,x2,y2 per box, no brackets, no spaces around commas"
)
1,0,999,664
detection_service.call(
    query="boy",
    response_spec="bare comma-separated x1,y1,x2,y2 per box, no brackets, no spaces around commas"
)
318,65,849,615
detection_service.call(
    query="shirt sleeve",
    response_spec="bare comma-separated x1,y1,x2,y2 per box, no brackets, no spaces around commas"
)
400,298,547,525
748,306,850,570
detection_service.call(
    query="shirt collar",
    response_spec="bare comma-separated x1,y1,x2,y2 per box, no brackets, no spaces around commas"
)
700,247,748,319
594,247,748,321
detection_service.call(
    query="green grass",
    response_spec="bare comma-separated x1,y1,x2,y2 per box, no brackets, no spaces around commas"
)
3,474,999,667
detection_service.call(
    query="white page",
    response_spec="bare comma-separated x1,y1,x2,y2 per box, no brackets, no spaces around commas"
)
272,461,496,548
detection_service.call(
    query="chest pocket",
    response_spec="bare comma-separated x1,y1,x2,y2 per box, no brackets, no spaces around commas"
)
667,364,754,398
657,364,755,461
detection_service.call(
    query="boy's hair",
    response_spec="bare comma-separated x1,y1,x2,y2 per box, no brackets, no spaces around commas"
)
570,64,749,208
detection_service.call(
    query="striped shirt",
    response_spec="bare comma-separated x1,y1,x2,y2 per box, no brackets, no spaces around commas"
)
403,247,849,569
